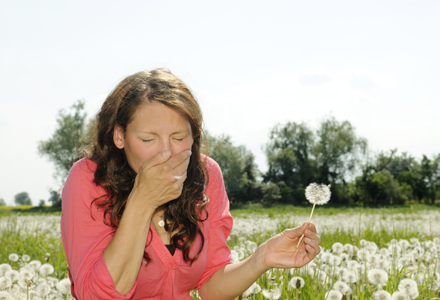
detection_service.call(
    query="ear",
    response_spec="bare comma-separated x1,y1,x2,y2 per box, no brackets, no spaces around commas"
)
113,124,125,149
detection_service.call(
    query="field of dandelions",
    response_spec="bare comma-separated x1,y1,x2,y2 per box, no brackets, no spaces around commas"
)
1,205,440,300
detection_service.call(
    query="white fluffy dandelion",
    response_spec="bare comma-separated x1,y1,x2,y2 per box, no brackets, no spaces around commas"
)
8,254,19,262
21,255,31,262
325,290,343,300
39,263,55,277
391,291,410,300
35,282,51,296
333,281,349,294
288,277,305,289
367,269,388,285
332,242,344,254
29,260,42,271
343,271,357,283
0,291,13,300
397,278,418,299
243,282,261,297
297,183,331,248
0,264,12,277
4,270,19,283
56,278,71,295
262,287,281,300
374,290,391,300
0,276,13,290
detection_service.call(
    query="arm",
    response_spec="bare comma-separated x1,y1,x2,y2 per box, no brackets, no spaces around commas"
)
198,223,321,300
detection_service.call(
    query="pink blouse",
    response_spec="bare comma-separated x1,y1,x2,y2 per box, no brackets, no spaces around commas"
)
61,156,233,300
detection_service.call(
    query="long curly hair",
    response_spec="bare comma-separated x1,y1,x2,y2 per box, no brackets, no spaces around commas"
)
84,69,209,263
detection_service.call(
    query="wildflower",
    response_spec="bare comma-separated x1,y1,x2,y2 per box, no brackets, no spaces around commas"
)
397,278,418,299
39,263,55,277
374,290,391,300
0,276,13,290
343,271,357,283
325,290,343,300
262,287,281,300
8,254,19,262
29,260,42,271
242,282,261,297
56,278,71,294
332,242,344,254
367,269,388,286
0,291,13,300
246,241,258,253
4,270,19,283
230,250,239,263
288,277,305,289
328,255,342,266
360,239,369,247
21,254,31,262
297,183,331,248
333,281,349,294
344,244,354,254
0,264,12,277
391,291,410,300
35,282,51,296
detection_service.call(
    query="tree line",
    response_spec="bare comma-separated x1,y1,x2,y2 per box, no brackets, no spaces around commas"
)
20,100,439,207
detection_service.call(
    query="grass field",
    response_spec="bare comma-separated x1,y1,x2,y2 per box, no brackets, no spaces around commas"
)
1,204,439,299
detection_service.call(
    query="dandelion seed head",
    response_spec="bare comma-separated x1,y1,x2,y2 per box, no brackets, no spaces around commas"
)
367,269,388,285
8,254,19,262
243,282,261,297
374,290,391,300
360,239,369,247
29,260,42,271
305,183,331,205
39,263,55,277
4,270,19,283
325,290,343,300
344,244,354,254
21,254,31,262
288,277,305,289
391,291,410,300
343,271,358,283
262,288,281,300
246,241,258,253
397,278,418,299
0,264,12,277
36,282,51,296
333,281,349,294
329,255,342,266
0,291,13,300
0,276,12,289
56,278,71,295
332,242,344,254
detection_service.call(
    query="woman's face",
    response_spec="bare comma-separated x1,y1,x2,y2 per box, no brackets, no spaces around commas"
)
113,102,194,173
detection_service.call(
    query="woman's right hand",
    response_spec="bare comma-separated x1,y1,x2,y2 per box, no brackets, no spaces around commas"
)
127,149,192,213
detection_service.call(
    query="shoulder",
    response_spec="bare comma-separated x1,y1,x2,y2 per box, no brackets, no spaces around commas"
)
63,158,100,193
201,154,223,180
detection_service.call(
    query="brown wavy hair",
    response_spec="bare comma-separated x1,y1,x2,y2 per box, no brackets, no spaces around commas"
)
84,68,208,263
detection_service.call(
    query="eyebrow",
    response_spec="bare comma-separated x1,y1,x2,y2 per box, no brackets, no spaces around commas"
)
137,130,189,135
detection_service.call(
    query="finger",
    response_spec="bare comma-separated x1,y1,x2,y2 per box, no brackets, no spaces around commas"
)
305,222,317,233
304,229,321,245
282,223,308,240
141,150,173,171
304,236,321,255
172,156,191,177
166,149,192,170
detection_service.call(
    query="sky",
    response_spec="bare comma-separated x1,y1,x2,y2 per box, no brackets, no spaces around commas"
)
0,0,439,205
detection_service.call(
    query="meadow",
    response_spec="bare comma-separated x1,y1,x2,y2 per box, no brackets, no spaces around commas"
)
0,204,439,299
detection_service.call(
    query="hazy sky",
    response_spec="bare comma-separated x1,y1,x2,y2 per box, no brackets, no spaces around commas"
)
1,0,439,205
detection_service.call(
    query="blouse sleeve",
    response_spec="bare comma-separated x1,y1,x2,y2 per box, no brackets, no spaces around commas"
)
60,159,137,300
194,157,233,290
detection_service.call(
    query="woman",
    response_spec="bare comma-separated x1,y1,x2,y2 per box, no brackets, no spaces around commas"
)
61,68,321,300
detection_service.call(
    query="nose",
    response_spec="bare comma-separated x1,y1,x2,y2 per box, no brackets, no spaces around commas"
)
159,138,174,155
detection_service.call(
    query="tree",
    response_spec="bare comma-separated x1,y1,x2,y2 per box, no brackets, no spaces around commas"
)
38,100,89,184
38,199,45,206
263,122,315,203
205,132,260,203
48,190,62,208
0,198,6,206
14,192,32,206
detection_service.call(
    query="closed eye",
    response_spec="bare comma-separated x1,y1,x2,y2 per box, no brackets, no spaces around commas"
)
142,139,153,143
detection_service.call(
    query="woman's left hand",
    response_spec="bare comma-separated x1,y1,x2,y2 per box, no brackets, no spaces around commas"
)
259,222,321,270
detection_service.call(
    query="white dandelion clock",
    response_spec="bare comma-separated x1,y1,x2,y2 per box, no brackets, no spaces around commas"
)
0,264,12,277
288,276,305,289
332,242,344,254
374,290,391,300
56,278,71,295
333,281,349,294
242,282,261,298
8,254,19,262
397,278,418,299
367,269,388,286
4,270,19,283
391,291,410,300
39,263,55,277
297,183,331,248
262,287,281,300
325,290,343,300
21,255,31,263
0,276,12,290
0,291,13,300
35,282,51,297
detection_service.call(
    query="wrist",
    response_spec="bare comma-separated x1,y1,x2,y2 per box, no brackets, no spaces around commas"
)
252,243,271,274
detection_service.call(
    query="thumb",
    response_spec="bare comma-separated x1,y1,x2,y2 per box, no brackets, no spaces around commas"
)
283,222,308,240
142,150,172,171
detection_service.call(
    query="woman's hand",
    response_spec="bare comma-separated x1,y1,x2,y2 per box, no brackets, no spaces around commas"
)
259,222,321,270
127,149,192,212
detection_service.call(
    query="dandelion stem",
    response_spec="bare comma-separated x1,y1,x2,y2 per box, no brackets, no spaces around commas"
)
296,201,317,248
